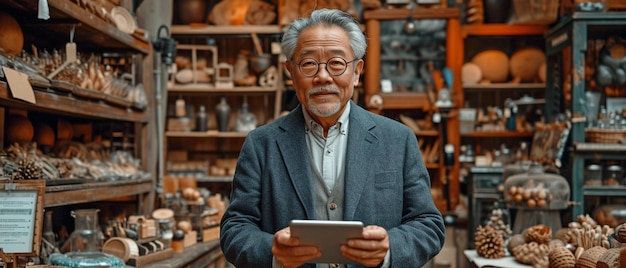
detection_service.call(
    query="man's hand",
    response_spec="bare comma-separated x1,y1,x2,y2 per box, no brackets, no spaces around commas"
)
272,226,321,268
341,225,389,267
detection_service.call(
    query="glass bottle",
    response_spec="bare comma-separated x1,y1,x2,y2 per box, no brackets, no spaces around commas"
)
196,105,208,131
235,101,258,132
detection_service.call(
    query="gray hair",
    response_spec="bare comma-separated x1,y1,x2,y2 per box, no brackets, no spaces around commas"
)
281,8,367,62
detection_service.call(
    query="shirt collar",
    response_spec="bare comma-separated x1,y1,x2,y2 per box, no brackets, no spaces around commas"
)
302,103,350,135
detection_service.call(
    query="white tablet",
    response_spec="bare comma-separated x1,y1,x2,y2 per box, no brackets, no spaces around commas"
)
289,220,364,264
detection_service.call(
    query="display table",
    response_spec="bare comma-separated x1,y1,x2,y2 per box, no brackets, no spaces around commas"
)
142,239,225,268
464,250,531,268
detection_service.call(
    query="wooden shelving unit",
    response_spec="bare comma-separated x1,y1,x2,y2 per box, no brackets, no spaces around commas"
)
1,0,156,214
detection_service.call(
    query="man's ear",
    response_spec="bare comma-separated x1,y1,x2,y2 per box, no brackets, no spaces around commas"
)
353,59,364,86
285,60,294,76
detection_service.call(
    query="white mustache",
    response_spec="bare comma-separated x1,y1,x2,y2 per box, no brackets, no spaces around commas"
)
308,86,340,96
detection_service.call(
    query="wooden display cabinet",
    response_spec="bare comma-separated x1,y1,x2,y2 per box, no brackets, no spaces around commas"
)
0,0,157,257
459,24,548,166
544,12,626,219
165,24,285,196
362,7,462,213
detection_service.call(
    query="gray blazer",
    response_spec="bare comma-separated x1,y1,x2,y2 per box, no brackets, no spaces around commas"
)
220,101,445,267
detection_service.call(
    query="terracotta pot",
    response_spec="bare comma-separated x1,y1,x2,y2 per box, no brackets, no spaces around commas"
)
175,0,208,25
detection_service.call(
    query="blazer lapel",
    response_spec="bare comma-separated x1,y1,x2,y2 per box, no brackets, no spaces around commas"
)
276,106,315,219
344,103,379,220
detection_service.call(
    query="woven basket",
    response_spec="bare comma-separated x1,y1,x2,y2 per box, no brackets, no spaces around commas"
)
585,128,626,144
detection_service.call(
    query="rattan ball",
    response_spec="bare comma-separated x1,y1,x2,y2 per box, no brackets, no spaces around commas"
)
548,246,575,268
596,248,621,268
576,246,608,268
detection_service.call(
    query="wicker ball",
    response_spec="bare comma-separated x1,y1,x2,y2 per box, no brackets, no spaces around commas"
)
576,246,608,268
548,246,575,268
596,248,621,268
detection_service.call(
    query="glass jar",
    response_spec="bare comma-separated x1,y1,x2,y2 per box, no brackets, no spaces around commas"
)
504,164,570,210
50,209,126,267
604,164,623,186
68,209,104,252
585,164,603,186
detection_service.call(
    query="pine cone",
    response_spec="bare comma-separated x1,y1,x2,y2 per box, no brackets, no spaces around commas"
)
487,208,513,240
475,225,505,259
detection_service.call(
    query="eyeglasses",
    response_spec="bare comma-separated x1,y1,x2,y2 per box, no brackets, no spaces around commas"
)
295,57,359,77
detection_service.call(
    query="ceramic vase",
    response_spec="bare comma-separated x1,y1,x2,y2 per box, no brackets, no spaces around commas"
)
215,97,231,132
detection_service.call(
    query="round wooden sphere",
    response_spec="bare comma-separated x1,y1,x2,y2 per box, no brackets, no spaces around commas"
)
510,47,546,82
0,11,24,56
6,114,34,144
471,50,509,83
34,122,56,147
57,119,73,141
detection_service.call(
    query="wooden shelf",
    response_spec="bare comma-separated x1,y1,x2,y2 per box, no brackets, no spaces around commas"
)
583,185,626,197
425,163,440,169
166,131,248,138
363,7,460,20
379,92,432,110
1,0,150,53
171,24,283,35
415,130,439,137
167,84,280,94
573,142,626,153
462,24,548,37
461,131,535,138
197,175,233,183
141,239,223,268
462,83,546,90
44,177,153,207
0,82,149,122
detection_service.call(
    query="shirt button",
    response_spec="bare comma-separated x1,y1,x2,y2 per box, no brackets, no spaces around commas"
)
329,203,337,210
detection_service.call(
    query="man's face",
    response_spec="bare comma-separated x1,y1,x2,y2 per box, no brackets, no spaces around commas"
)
285,25,364,120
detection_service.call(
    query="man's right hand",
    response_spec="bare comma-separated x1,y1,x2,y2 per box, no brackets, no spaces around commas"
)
272,226,321,268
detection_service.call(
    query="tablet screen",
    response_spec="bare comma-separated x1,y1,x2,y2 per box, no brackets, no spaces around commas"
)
289,220,364,264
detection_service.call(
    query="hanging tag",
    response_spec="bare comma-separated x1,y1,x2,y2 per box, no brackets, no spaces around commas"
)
65,42,77,62
38,0,50,20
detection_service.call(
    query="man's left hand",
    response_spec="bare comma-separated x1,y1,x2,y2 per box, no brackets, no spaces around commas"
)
341,225,389,267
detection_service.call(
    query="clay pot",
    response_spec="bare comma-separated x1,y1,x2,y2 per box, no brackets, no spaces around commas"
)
175,0,208,25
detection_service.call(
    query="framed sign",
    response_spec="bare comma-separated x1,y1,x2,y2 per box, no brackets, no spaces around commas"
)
0,180,45,257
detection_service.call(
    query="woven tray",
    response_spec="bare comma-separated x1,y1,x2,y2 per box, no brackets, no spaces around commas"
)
585,128,626,144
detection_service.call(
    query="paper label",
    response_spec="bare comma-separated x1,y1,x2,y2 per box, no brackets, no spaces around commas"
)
2,67,36,104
